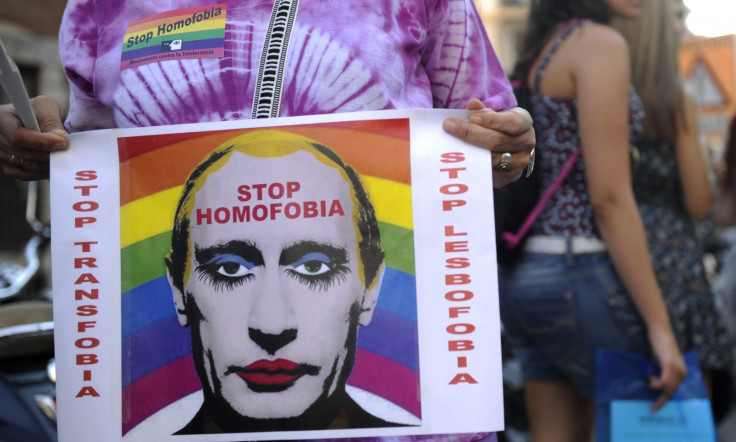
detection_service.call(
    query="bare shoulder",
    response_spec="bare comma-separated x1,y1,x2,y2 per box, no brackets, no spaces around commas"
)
565,22,629,79
568,22,628,56
533,21,629,97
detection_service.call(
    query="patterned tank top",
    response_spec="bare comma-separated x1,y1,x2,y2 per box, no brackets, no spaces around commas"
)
528,19,645,238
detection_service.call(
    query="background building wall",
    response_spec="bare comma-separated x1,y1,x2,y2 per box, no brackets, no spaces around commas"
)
475,0,528,75
0,0,69,123
680,34,736,159
0,0,69,108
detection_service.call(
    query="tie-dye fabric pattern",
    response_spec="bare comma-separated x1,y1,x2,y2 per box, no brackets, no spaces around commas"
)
59,0,515,132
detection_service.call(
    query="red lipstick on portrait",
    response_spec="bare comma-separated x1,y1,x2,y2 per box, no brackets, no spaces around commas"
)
233,359,318,392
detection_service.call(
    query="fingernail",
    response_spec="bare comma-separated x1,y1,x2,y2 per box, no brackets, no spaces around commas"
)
443,120,456,132
53,141,68,150
470,115,482,124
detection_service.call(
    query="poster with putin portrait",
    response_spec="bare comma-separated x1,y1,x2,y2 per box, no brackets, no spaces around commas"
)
50,109,504,441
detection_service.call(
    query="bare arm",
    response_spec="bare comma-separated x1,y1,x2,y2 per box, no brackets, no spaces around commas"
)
715,185,736,227
573,25,686,411
675,91,714,221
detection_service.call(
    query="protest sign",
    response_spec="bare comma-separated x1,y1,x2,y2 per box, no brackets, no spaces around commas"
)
50,109,503,441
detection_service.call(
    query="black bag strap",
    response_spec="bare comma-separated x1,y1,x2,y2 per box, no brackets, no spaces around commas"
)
500,19,589,250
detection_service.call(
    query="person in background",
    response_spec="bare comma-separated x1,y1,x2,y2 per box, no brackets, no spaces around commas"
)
613,0,732,397
670,0,689,43
0,1,536,441
715,116,736,230
713,114,736,383
500,0,687,440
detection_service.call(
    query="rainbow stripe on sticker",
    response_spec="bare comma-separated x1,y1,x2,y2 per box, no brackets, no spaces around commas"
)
120,3,227,70
118,120,421,434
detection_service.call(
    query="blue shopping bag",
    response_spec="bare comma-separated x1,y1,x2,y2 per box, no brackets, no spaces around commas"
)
595,350,716,442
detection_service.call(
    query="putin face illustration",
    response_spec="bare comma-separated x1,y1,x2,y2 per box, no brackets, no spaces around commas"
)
165,131,401,434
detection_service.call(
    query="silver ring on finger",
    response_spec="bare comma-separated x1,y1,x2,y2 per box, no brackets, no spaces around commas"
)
496,152,512,171
11,154,26,171
525,148,536,178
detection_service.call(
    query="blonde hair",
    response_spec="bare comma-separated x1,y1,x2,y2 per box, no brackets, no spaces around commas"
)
166,130,384,293
613,0,685,143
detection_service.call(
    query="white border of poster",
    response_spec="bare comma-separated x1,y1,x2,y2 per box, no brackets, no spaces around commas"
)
50,109,503,441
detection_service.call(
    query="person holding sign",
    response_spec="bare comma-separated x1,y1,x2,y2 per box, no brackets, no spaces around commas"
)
0,0,534,191
164,130,397,434
0,1,531,440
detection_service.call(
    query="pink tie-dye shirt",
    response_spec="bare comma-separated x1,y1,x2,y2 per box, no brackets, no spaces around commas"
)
59,0,515,131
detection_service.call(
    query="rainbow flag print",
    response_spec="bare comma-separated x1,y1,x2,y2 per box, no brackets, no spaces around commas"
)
120,3,227,70
118,119,421,434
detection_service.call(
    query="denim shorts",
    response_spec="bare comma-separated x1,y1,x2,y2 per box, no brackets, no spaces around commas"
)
498,252,650,397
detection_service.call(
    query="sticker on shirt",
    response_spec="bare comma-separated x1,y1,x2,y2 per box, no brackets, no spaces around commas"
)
120,3,226,70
